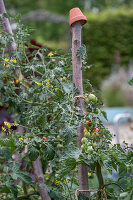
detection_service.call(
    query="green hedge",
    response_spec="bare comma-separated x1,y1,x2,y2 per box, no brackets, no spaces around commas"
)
83,8,133,88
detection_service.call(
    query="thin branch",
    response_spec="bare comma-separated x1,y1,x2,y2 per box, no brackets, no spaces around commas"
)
104,182,124,191
17,192,38,200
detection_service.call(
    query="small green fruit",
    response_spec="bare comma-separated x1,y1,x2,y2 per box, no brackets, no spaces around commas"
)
84,132,91,138
81,137,88,144
95,109,99,114
81,144,86,151
92,143,97,148
85,97,89,104
57,144,63,149
88,93,97,102
87,146,93,152
57,135,61,139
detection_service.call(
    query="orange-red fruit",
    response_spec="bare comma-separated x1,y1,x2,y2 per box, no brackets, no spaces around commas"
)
3,78,7,83
93,129,95,132
83,128,87,134
96,128,99,132
42,136,47,141
86,121,91,126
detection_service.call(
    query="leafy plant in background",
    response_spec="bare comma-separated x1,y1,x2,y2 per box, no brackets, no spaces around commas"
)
0,14,132,200
101,68,133,107
83,8,133,89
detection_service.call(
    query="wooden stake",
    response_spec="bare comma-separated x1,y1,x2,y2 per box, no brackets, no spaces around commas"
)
0,0,17,54
71,21,89,198
32,157,51,200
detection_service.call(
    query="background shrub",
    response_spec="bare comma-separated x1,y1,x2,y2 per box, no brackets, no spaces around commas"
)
83,8,133,89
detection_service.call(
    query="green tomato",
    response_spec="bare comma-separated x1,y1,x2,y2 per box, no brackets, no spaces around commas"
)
88,93,97,102
92,143,97,148
95,109,99,114
87,142,92,146
84,132,91,138
87,146,93,152
85,96,89,104
57,135,61,139
81,144,86,151
57,144,63,149
81,137,88,144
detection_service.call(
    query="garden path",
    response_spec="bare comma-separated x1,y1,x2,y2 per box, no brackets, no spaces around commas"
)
104,123,133,145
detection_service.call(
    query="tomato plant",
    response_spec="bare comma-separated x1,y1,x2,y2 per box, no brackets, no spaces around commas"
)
0,14,132,200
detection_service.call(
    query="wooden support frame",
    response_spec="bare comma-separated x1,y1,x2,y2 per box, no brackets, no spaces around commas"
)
71,16,89,198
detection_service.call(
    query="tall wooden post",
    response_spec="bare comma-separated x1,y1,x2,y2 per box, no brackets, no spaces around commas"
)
70,8,89,198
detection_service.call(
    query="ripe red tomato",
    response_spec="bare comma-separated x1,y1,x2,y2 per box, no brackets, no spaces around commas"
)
42,136,47,141
86,121,91,126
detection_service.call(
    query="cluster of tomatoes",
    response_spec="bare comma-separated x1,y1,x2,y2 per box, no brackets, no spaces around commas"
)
83,121,100,138
81,120,100,153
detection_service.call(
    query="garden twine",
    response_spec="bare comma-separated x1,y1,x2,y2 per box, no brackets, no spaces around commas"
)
75,187,107,200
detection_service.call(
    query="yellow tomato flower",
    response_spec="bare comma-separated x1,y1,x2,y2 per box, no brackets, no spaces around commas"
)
10,59,17,63
7,123,11,128
46,78,50,82
15,80,19,84
35,81,41,86
4,121,7,126
55,88,58,91
4,58,9,62
52,59,55,62
3,196,6,199
19,138,23,142
48,52,54,57
88,172,92,176
2,126,6,132
46,82,51,87
4,121,11,128
6,65,9,68
55,180,59,184
13,123,19,126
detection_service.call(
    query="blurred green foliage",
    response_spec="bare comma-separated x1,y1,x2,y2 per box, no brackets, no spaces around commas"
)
4,1,133,88
83,8,133,88
5,0,84,50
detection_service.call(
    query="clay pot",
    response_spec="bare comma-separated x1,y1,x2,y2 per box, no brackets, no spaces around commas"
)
69,7,87,26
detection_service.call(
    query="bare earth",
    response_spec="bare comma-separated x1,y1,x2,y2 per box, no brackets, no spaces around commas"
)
104,123,133,145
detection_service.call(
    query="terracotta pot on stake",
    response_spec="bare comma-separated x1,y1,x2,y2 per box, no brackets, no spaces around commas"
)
69,8,89,198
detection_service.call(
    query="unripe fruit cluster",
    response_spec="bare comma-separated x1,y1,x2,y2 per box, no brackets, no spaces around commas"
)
85,93,98,104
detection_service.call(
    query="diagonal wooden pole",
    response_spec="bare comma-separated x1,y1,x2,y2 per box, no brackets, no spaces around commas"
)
70,8,89,198
0,0,17,54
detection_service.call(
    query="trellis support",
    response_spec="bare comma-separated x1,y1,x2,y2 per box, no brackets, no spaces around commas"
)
69,7,89,198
